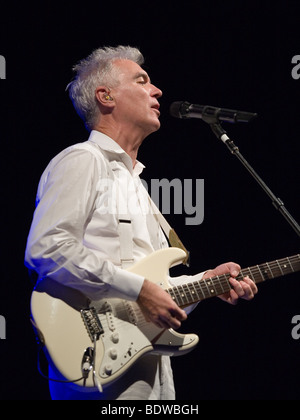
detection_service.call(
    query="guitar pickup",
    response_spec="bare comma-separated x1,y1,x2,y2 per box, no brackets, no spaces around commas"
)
81,307,104,342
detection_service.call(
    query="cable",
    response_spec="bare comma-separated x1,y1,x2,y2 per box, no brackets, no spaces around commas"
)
36,345,85,384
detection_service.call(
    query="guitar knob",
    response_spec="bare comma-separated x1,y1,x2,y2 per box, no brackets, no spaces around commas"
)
104,364,113,375
109,348,118,360
111,332,119,343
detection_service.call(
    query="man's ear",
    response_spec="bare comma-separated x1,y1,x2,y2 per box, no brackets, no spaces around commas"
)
95,86,115,106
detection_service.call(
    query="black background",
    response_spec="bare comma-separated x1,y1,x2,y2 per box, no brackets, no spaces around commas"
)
0,0,299,400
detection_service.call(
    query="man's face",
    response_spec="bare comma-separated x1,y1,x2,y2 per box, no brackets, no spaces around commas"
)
110,59,163,136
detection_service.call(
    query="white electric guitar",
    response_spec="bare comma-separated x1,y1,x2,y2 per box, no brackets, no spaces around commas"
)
30,248,300,390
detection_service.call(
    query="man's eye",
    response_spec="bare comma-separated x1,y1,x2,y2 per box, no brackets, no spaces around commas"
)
137,78,147,84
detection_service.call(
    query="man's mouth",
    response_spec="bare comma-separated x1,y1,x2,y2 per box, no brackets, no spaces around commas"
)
151,103,160,115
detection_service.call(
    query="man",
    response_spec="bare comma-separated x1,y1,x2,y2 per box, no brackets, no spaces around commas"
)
25,46,257,400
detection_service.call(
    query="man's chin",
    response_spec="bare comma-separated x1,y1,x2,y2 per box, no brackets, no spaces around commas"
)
152,118,161,132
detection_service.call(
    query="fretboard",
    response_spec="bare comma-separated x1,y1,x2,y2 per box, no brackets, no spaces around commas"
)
166,254,300,308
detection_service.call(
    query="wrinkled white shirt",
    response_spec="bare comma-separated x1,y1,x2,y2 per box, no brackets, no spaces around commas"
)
25,130,204,304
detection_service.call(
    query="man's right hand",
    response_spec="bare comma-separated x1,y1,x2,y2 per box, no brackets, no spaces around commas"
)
137,279,187,330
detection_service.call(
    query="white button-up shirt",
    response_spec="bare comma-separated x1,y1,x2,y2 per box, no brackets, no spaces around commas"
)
25,130,205,308
25,130,205,400
25,130,169,301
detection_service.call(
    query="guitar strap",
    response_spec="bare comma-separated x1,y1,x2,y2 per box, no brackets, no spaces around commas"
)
117,197,190,268
118,217,135,268
110,160,135,269
147,196,190,267
114,164,190,269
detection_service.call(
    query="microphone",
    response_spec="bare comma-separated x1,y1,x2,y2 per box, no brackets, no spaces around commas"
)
170,101,257,124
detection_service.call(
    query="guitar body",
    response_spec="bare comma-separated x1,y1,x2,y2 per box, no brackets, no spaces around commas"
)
30,248,199,388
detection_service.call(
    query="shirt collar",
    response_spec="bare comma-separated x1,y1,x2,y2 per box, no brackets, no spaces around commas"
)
88,130,145,176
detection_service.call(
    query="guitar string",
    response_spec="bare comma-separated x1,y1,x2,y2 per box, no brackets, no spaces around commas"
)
166,255,300,306
136,255,300,324
111,255,300,329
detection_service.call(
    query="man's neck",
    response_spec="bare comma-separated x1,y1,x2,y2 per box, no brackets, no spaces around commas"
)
93,123,144,168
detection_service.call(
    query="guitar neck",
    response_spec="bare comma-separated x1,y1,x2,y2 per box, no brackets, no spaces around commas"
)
166,254,300,308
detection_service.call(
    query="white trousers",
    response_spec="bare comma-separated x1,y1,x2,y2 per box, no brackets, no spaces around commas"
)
48,354,176,400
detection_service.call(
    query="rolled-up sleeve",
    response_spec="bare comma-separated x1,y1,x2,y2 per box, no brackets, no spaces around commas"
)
25,146,145,301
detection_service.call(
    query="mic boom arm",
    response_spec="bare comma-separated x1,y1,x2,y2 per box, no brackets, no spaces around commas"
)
210,122,300,238
170,100,299,237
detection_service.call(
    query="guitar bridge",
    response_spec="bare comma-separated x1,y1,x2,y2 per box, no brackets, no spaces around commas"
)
81,307,104,342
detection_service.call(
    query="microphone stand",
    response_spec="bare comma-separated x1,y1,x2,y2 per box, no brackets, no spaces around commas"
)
207,120,300,238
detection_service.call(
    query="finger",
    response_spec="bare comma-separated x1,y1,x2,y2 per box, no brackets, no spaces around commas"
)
160,314,182,330
229,277,245,297
164,307,187,329
218,290,239,305
170,308,188,321
169,308,187,327
239,276,258,299
229,289,239,305
239,280,254,300
149,312,170,329
242,276,258,295
154,311,182,330
227,263,241,278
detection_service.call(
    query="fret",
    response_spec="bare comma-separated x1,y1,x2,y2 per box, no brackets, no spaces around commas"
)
190,284,200,302
250,267,257,279
168,288,177,303
248,266,256,282
240,269,246,280
259,263,271,281
170,286,181,306
276,260,284,276
220,273,232,293
193,281,206,301
215,275,226,294
182,283,197,304
274,261,285,277
203,279,216,298
247,267,254,279
198,280,210,299
281,258,290,274
191,282,202,302
256,264,265,283
292,254,300,270
175,285,187,306
266,262,274,278
287,256,294,272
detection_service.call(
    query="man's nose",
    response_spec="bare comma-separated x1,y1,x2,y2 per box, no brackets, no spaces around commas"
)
151,84,163,98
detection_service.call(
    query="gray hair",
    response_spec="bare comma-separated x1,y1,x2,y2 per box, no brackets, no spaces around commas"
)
67,46,144,131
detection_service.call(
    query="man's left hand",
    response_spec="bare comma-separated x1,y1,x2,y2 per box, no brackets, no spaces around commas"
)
202,262,258,305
